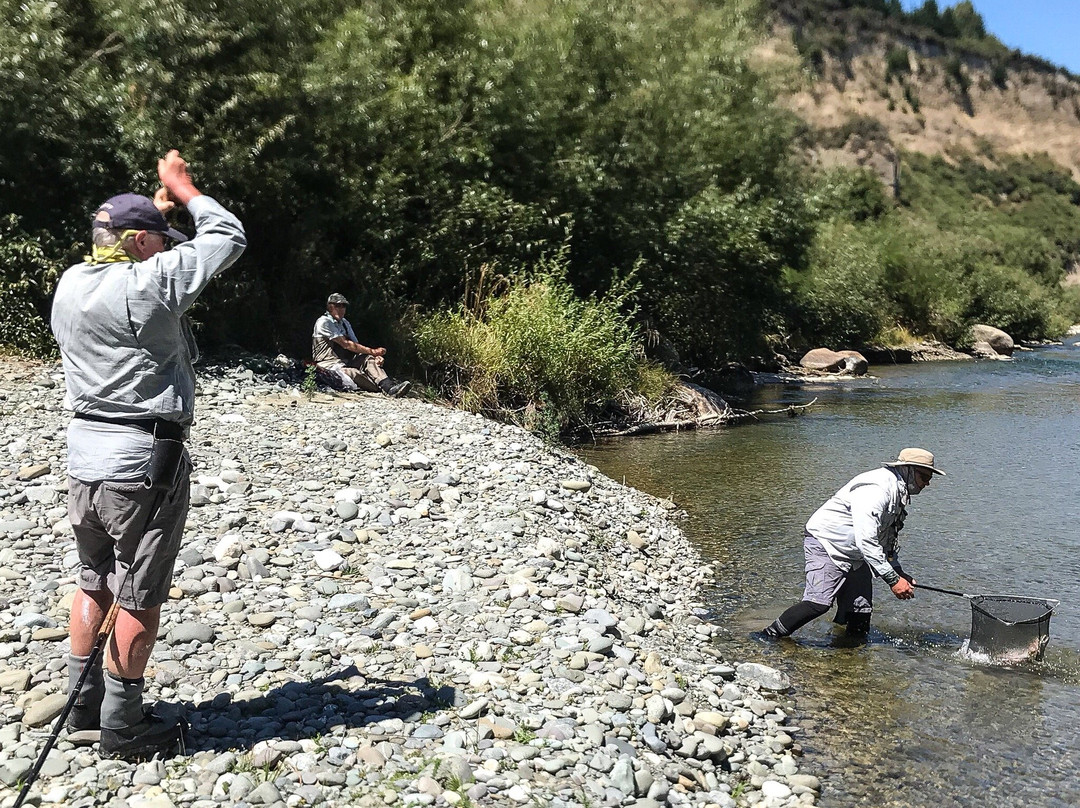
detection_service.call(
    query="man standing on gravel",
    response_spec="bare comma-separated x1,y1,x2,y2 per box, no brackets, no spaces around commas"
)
761,448,945,638
51,150,246,758
312,292,410,397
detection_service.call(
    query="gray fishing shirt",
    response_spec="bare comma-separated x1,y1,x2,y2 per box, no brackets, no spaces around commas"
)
51,195,246,482
804,466,909,586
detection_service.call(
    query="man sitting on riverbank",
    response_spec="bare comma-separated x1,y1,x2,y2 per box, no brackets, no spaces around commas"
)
761,448,945,638
312,293,410,397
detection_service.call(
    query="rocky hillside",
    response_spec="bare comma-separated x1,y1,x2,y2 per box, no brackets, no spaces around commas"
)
760,0,1080,185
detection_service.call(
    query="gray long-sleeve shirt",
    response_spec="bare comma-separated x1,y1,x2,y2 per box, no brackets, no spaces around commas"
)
52,195,246,481
804,466,909,586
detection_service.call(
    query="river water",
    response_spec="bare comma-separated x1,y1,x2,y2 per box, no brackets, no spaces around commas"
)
576,344,1080,808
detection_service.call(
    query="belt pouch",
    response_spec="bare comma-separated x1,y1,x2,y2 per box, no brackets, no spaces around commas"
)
143,437,185,491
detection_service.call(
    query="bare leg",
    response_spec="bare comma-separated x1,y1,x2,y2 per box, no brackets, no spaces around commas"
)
69,588,112,656
107,606,161,679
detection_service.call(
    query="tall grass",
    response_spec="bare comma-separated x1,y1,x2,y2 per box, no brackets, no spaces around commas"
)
414,263,673,437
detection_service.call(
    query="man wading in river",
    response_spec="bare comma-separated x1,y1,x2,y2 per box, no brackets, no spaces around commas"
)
51,151,246,757
761,448,945,638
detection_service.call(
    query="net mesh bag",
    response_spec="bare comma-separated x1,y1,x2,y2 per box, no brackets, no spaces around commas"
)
968,595,1058,662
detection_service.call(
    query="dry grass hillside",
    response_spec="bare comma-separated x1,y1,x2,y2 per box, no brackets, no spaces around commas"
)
760,10,1080,185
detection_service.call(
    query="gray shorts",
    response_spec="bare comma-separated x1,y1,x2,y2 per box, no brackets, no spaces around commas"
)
802,534,873,621
67,456,191,610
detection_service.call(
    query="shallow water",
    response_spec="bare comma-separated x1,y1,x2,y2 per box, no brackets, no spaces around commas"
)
576,343,1080,808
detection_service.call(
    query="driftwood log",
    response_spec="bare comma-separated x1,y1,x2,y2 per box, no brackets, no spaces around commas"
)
596,381,816,437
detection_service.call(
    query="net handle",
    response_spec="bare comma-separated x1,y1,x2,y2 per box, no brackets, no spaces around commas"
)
913,582,970,599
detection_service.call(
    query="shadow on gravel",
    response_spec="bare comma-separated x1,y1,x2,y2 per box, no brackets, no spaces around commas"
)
179,664,459,753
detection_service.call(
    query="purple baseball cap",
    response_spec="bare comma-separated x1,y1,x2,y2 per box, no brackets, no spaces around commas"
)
93,193,188,243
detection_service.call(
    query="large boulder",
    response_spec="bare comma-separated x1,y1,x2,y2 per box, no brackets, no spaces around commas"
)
799,348,869,376
970,324,1014,357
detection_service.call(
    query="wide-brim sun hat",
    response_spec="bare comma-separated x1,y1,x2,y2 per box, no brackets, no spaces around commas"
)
885,447,945,476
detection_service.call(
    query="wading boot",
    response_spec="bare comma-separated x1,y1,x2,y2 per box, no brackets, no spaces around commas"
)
100,672,185,761
845,613,872,636
750,620,790,641
66,653,104,742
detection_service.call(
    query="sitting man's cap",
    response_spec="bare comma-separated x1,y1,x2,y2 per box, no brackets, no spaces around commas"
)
327,293,349,306
93,193,188,243
886,447,945,476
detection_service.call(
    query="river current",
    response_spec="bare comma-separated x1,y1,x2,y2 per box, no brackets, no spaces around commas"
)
576,343,1080,808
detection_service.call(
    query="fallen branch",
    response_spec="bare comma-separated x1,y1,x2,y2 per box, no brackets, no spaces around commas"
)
592,397,817,437
724,397,818,422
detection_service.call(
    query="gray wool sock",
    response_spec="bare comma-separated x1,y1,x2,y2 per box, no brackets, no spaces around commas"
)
66,653,104,709
101,672,146,731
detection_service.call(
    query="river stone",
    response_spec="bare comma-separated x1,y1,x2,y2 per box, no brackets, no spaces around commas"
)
694,711,729,731
557,593,584,613
458,698,489,720
328,593,368,611
167,623,216,644
252,747,284,769
443,568,474,594
645,694,668,724
610,758,636,795
356,746,386,767
736,662,790,692
17,463,50,481
761,780,792,800
438,755,474,785
559,479,591,492
15,612,55,629
0,519,35,537
247,781,282,805
788,774,821,792
0,760,32,787
0,355,821,808
313,549,344,570
335,501,359,521
0,670,31,693
32,627,69,642
39,756,70,777
23,692,68,727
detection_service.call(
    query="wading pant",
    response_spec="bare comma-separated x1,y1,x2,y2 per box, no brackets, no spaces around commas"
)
326,355,389,393
802,534,874,626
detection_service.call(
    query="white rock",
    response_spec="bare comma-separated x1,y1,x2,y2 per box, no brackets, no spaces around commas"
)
214,534,244,562
313,549,345,571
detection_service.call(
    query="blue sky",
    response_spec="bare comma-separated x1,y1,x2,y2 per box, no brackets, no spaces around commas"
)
901,1,1080,74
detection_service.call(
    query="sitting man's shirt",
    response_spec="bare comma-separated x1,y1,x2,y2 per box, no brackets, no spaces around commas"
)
312,312,358,367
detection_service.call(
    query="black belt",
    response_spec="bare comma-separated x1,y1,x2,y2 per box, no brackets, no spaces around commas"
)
73,413,186,441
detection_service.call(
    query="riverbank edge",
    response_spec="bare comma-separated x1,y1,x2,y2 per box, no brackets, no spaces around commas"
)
0,356,818,808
